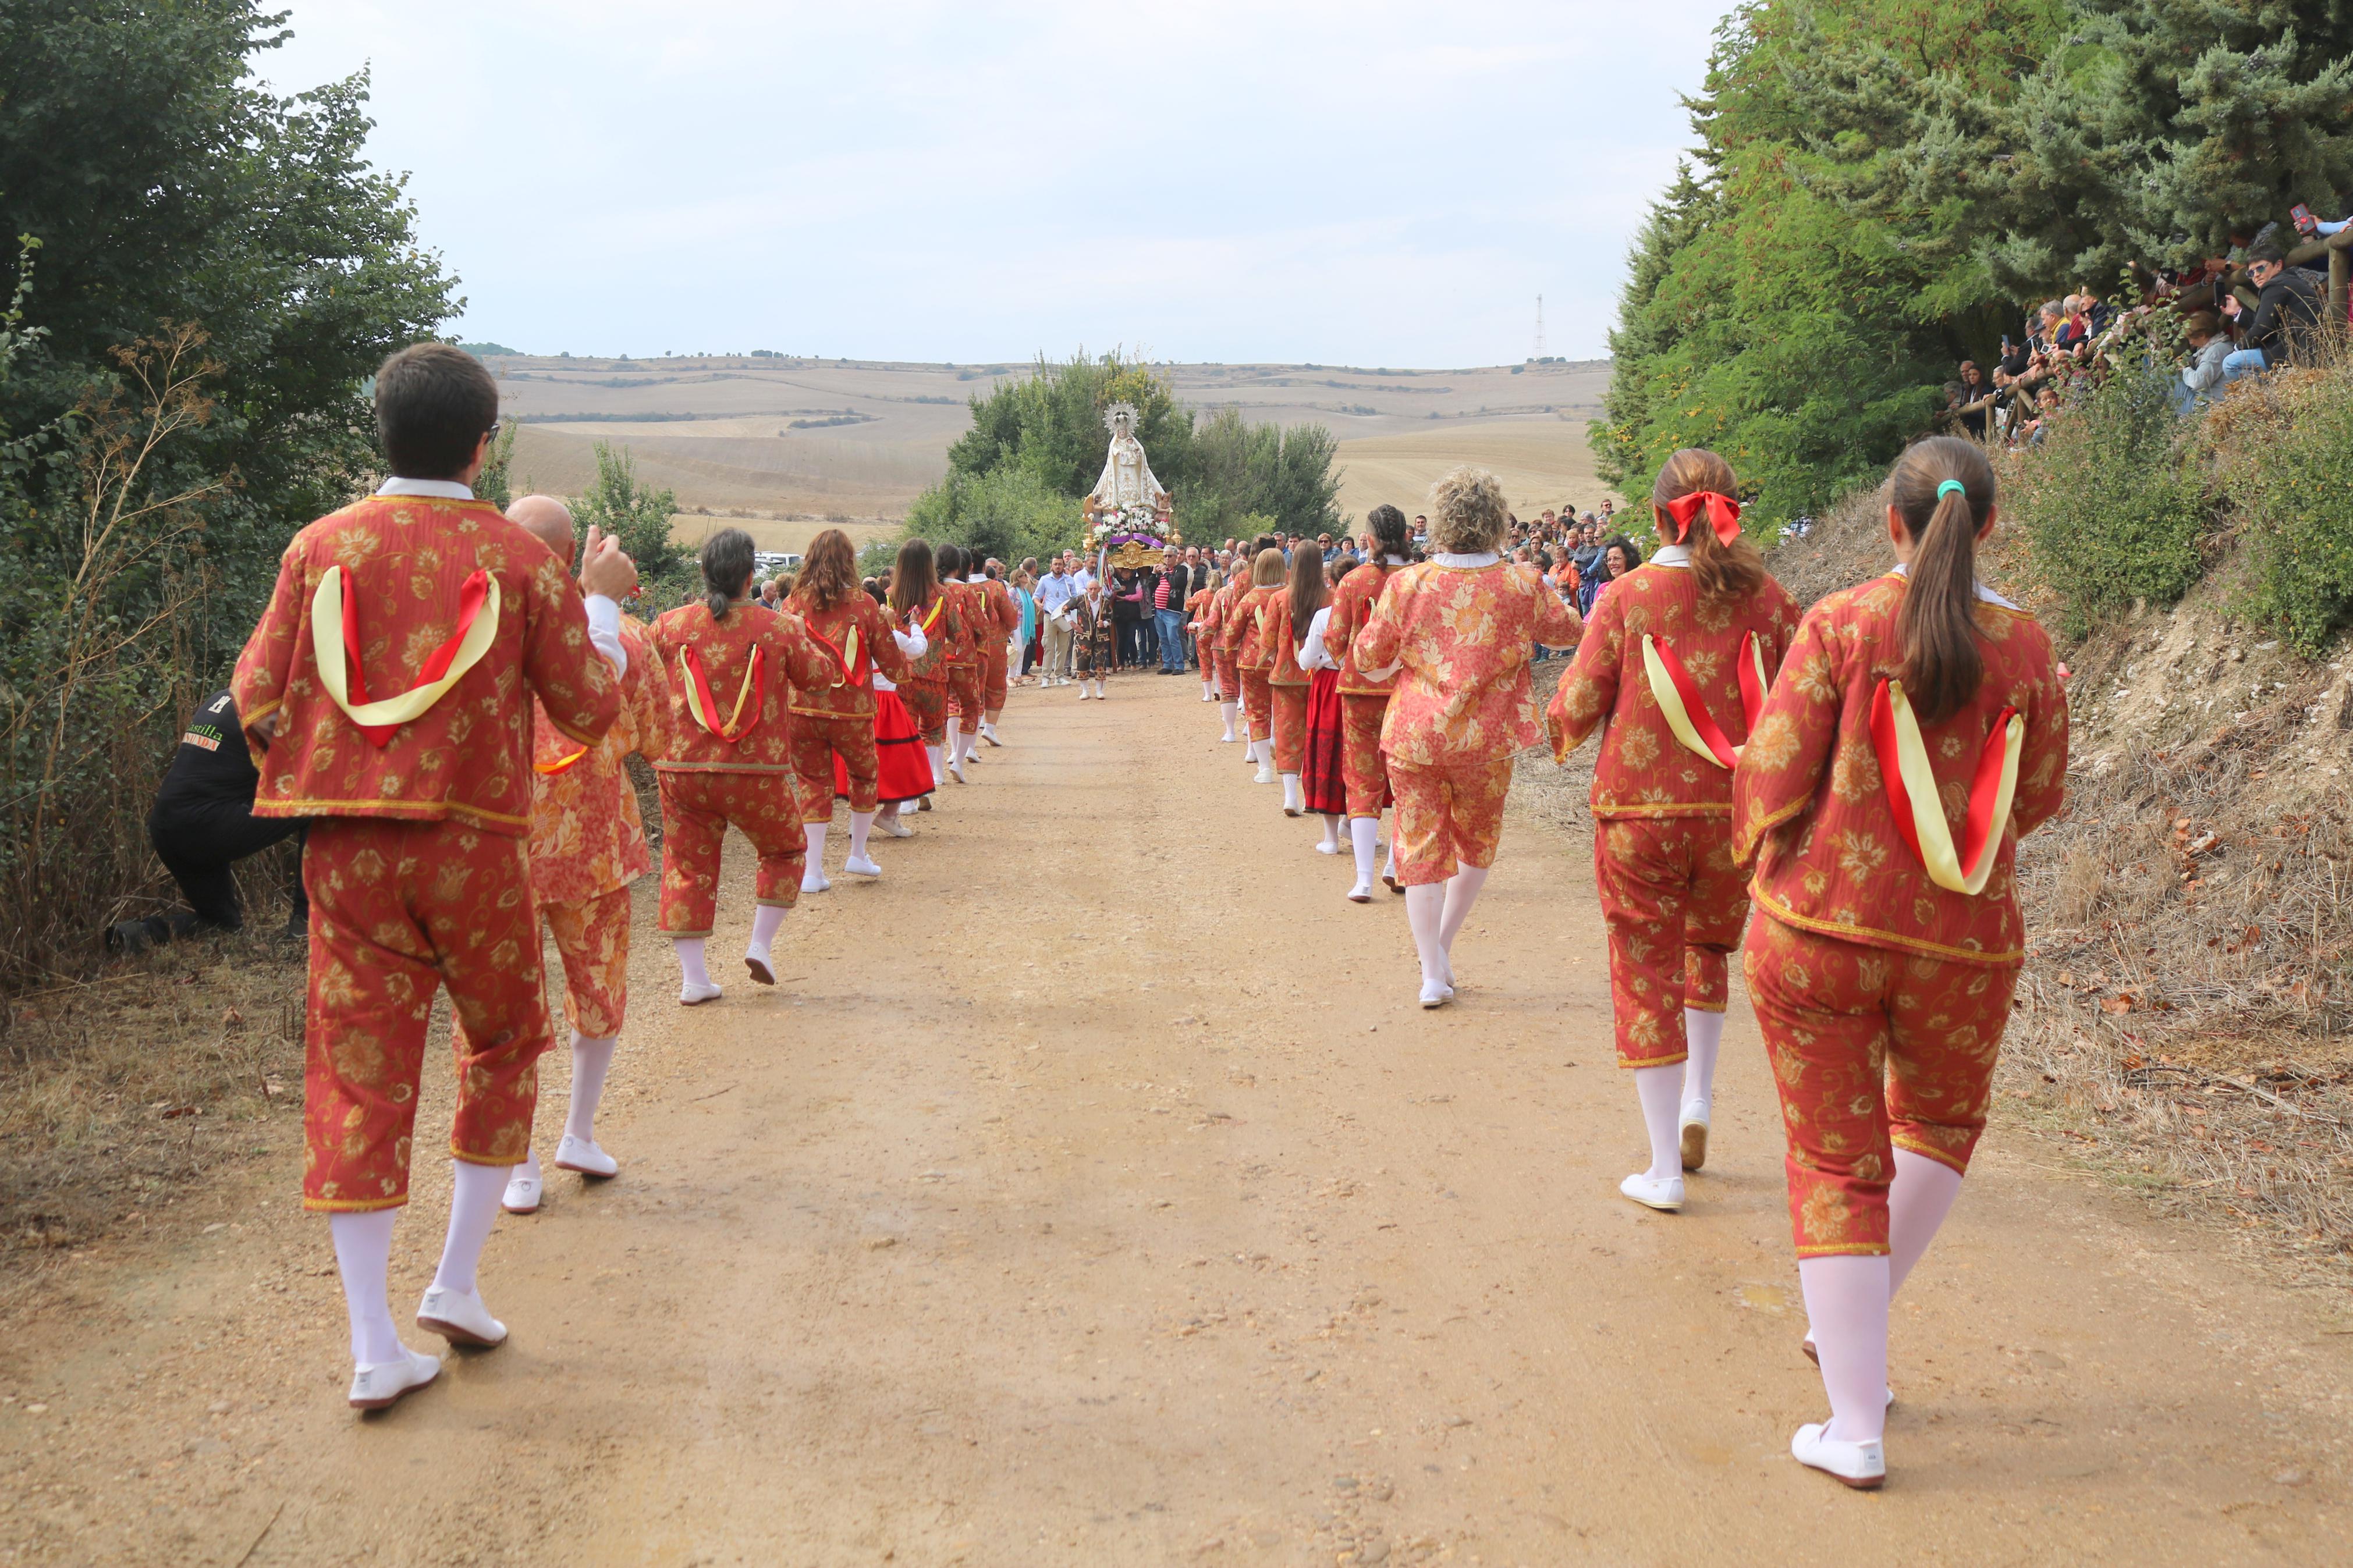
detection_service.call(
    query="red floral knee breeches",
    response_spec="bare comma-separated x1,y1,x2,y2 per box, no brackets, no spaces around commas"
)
543,883,633,1040
792,710,879,816
1386,756,1513,886
656,769,804,937
1743,913,2021,1257
1270,682,1308,773
1340,694,1392,818
300,817,550,1211
1593,815,1751,1068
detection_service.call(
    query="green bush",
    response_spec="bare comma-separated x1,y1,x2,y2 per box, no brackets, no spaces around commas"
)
899,464,1080,570
2004,368,2208,638
2224,369,2353,655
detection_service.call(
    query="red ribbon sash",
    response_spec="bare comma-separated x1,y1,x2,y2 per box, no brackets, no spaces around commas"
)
681,643,766,744
1648,632,1766,767
1869,678,2018,883
808,623,867,689
339,568,492,749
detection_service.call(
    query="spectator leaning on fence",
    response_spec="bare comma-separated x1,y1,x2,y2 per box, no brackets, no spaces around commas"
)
2221,237,2324,383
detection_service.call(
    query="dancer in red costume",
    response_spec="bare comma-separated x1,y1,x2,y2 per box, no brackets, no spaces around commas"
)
786,528,927,883
232,343,631,1409
1228,547,1286,785
841,576,937,840
1325,505,1414,901
648,528,832,1002
1730,436,2068,1489
889,539,965,806
1544,448,1800,1214
935,544,986,783
1258,542,1322,819
1354,470,1582,1008
498,495,673,1217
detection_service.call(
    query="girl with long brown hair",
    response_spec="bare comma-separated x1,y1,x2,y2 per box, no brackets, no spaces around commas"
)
1730,435,2068,1489
890,538,964,803
786,528,928,881
1258,541,1326,818
1545,449,1800,1217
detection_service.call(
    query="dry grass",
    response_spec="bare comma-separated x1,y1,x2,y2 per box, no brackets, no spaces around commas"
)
1332,421,1620,524
0,927,308,1299
2003,700,2353,1282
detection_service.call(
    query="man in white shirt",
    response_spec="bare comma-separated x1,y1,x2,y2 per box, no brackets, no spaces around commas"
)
1037,558,1078,684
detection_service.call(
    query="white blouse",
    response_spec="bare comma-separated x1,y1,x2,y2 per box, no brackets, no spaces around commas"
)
1296,605,1338,671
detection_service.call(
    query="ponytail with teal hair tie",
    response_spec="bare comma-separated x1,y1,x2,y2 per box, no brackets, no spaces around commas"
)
1937,478,1967,502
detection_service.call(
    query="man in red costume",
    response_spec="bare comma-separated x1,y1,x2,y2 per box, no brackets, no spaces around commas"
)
235,343,636,1411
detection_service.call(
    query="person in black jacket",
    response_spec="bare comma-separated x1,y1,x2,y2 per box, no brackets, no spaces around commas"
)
108,689,307,953
2221,238,2324,383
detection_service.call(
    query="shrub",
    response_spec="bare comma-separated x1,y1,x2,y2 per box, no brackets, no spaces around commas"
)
2002,367,2208,638
2220,365,2353,655
898,464,1080,568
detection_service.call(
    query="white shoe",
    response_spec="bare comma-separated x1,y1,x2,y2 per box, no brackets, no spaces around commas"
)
679,979,723,1007
1254,763,1274,784
1791,1421,1886,1490
1680,1105,1710,1172
1220,731,1236,743
1347,882,1373,904
347,1346,439,1411
501,1153,542,1214
745,945,776,985
844,853,881,877
949,758,968,783
1315,838,1341,855
982,725,1002,746
553,1132,617,1178
1418,979,1453,1009
415,1284,507,1349
1801,1334,1897,1407
1619,1172,1685,1212
800,868,831,893
877,816,914,838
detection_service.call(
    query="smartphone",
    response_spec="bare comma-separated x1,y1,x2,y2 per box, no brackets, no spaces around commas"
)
2293,202,2317,233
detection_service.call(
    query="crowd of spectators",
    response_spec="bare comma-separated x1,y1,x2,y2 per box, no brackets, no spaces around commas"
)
1937,219,2337,448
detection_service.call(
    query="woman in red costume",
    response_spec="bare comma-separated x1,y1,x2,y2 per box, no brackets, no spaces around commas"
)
1258,542,1323,819
1228,547,1286,786
1354,470,1582,1008
1731,436,2068,1489
889,539,964,806
1323,505,1414,901
649,528,833,1003
786,528,927,884
1204,564,1246,744
1545,448,1800,1214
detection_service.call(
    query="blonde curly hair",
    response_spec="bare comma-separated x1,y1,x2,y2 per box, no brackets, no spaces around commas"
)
1427,466,1510,553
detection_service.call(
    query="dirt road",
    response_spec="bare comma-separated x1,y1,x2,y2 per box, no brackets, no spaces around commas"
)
3,674,2350,1565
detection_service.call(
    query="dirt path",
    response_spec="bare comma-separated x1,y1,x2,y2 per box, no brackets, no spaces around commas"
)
4,674,2351,1566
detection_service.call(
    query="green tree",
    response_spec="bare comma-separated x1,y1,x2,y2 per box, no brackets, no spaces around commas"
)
0,1,457,982
573,440,687,588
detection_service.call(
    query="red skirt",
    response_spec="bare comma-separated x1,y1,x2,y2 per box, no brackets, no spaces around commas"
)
1300,668,1347,817
842,689,935,806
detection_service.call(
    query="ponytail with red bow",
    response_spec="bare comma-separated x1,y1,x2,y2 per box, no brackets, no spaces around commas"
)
1651,447,1764,602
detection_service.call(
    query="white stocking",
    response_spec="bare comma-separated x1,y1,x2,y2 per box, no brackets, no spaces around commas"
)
1281,773,1303,813
945,716,961,759
1798,1253,1891,1443
926,744,945,784
1404,883,1446,989
1889,1147,1965,1299
331,1209,404,1365
1682,1007,1724,1118
1632,1064,1684,1181
1382,837,1397,883
672,937,711,989
1318,814,1343,852
749,902,787,954
565,1033,616,1143
804,822,826,866
1219,701,1237,740
848,809,875,861
1350,816,1379,890
1437,864,1489,955
431,1159,511,1298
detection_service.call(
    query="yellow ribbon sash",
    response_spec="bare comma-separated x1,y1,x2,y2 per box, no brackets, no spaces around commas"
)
1869,677,2025,895
678,643,765,743
309,565,501,746
1640,631,1768,769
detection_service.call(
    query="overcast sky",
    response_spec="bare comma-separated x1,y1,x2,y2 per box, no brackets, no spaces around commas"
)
268,1,1726,367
